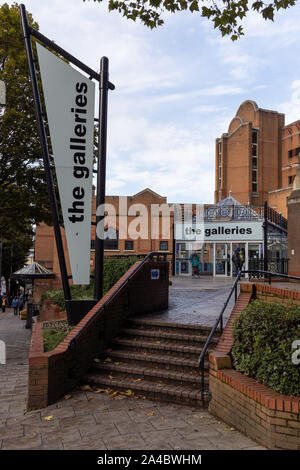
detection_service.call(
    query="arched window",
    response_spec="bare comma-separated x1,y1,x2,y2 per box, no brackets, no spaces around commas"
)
104,227,118,250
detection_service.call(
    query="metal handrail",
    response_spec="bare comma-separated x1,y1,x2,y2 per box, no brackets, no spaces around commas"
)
198,268,300,404
244,270,300,283
68,251,170,349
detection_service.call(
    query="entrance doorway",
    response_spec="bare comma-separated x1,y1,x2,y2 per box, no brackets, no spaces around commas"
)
215,243,231,276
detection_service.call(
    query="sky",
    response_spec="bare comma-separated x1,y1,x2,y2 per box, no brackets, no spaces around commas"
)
8,0,300,204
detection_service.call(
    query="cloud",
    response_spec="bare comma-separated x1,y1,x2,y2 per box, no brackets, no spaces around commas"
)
278,80,300,125
10,0,300,207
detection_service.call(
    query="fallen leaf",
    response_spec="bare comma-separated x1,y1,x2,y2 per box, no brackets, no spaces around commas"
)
104,357,112,363
146,411,156,416
108,375,114,380
44,416,53,421
64,394,71,400
125,389,133,396
80,385,92,391
93,358,100,363
114,362,120,365
135,378,142,382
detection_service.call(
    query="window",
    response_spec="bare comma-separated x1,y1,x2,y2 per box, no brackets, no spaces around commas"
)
159,241,168,251
104,227,118,250
288,175,294,185
288,149,293,159
91,239,95,250
125,240,134,251
252,129,258,144
252,129,258,194
217,139,222,188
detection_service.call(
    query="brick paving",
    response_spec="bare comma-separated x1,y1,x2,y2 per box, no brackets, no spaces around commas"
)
0,303,265,450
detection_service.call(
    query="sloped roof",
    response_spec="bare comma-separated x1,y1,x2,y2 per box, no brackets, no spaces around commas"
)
215,193,245,208
211,192,261,220
12,262,55,279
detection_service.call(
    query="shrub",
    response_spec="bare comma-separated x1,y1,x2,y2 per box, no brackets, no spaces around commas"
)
43,324,73,352
231,299,300,396
40,256,140,312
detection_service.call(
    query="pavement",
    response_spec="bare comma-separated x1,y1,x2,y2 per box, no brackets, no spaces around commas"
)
0,287,266,450
138,276,238,326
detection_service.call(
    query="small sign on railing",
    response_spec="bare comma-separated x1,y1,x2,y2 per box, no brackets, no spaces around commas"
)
151,269,160,280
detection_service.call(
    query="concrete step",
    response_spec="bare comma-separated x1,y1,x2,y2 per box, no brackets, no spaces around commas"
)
83,373,209,407
89,361,209,387
98,349,209,372
110,337,213,360
118,327,218,347
126,318,221,337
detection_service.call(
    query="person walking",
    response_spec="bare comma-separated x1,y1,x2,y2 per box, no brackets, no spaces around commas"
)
18,294,24,313
232,248,242,276
189,252,200,278
12,296,19,315
1,296,7,313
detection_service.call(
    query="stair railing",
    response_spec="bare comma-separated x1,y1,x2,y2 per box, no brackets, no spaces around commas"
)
198,269,300,405
198,269,243,404
68,251,171,350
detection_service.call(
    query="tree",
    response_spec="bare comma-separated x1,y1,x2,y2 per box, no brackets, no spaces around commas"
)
86,0,296,40
0,3,52,284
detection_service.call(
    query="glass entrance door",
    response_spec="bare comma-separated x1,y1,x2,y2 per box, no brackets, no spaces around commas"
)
215,243,227,276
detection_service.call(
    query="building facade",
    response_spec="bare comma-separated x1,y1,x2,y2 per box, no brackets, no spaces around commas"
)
215,100,300,218
34,188,174,301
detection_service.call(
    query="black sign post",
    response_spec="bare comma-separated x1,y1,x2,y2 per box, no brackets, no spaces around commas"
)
19,4,114,319
94,57,109,300
20,4,71,309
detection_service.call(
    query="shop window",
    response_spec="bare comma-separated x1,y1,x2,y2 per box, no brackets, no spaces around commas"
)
104,227,118,250
159,241,169,251
125,240,134,251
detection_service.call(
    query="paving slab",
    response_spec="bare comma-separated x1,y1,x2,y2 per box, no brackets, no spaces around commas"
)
0,306,265,450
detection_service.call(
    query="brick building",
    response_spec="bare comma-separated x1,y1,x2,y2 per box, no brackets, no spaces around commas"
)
34,188,174,301
214,100,300,217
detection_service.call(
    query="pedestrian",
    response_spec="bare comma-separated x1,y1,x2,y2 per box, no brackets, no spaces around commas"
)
1,296,7,313
189,252,200,278
18,294,24,312
12,296,18,315
232,248,242,276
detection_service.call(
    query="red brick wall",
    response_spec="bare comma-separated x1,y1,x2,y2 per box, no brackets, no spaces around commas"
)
209,284,300,449
242,282,300,305
28,260,169,409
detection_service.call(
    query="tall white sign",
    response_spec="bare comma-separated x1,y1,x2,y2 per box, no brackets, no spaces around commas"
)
37,44,95,284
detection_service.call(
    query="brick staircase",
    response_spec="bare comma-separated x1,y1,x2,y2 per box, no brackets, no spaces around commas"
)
83,318,221,407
